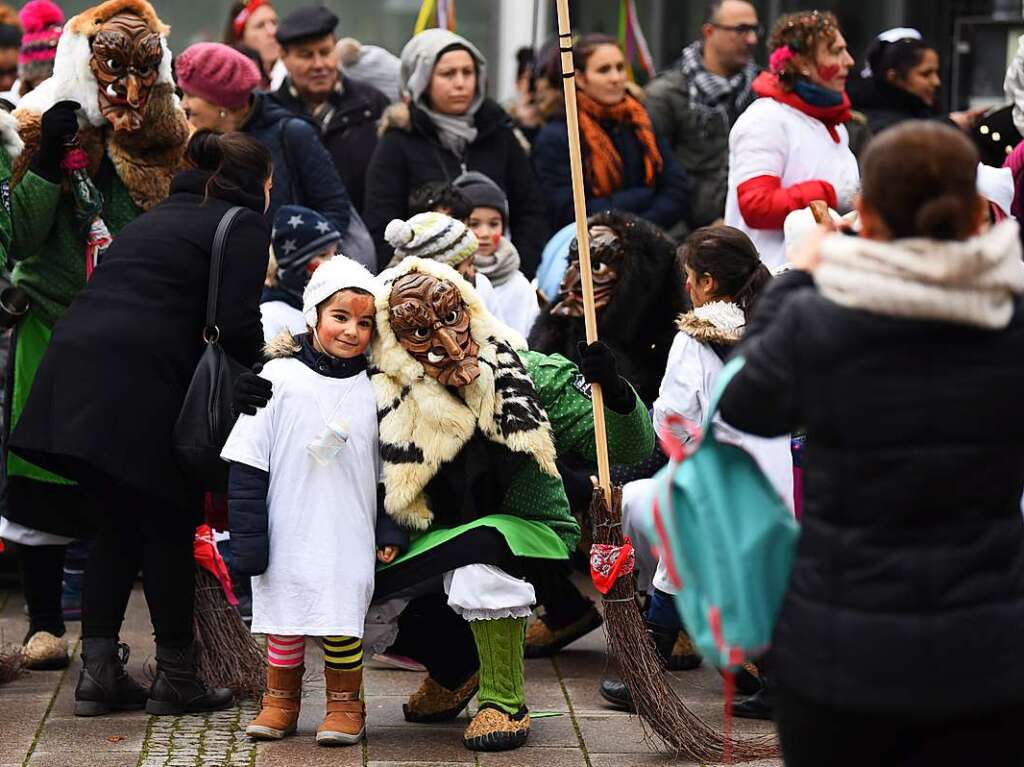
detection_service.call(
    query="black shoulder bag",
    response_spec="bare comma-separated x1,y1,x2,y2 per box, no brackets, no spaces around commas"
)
173,206,248,492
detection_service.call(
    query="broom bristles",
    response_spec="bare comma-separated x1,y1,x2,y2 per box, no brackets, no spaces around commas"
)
591,486,779,764
0,645,23,686
193,565,266,699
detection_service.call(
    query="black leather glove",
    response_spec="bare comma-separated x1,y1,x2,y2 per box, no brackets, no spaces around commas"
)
31,100,80,183
232,365,272,416
577,340,633,414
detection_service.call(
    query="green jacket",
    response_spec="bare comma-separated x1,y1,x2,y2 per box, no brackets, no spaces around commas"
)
11,170,139,328
498,351,656,552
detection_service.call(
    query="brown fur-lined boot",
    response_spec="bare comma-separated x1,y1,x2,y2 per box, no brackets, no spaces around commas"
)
316,668,365,746
245,665,303,740
403,673,479,723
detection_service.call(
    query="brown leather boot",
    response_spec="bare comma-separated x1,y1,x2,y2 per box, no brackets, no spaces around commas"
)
245,665,303,740
316,668,365,746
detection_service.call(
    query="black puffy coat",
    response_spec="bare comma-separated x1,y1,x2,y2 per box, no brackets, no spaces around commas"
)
270,76,389,213
851,78,954,136
363,99,549,276
720,270,1024,719
9,170,269,529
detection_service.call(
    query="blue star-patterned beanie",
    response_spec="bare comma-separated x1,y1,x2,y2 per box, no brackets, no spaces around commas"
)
271,205,343,298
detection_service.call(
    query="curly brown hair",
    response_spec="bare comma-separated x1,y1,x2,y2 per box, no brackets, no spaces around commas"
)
768,10,840,90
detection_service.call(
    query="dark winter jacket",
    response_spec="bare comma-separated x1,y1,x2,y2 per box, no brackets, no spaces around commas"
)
270,76,389,214
852,78,954,136
720,269,1024,719
531,114,690,233
363,99,549,276
243,91,351,235
645,66,739,229
8,170,269,532
227,332,408,576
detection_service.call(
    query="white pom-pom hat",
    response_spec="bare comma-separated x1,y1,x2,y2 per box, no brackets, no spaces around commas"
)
302,255,380,328
384,211,479,267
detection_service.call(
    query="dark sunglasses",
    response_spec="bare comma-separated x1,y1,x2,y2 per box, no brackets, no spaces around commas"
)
711,23,764,38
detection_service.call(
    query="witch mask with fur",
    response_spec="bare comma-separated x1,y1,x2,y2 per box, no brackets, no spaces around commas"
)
13,0,188,212
89,12,163,132
371,258,558,531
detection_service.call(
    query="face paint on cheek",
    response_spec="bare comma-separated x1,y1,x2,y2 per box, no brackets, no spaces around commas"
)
491,233,501,247
817,64,840,82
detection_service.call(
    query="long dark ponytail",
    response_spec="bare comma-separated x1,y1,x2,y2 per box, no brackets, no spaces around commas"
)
679,225,771,319
185,129,273,203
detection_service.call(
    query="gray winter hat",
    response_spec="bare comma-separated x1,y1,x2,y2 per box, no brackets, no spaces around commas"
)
452,170,509,224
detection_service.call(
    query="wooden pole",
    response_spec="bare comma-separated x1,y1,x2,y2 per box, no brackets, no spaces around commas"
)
555,0,611,495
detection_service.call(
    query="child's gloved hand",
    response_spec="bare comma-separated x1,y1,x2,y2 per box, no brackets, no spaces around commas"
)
377,545,399,564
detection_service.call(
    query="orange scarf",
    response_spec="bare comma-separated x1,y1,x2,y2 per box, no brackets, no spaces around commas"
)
576,90,664,198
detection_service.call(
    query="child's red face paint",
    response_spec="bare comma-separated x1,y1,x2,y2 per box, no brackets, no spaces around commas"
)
817,64,840,82
492,233,501,247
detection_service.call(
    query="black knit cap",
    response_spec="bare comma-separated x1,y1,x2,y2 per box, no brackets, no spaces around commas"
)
452,171,509,225
275,5,338,47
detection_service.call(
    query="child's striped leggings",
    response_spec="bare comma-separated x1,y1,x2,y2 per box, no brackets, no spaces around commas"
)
266,634,363,671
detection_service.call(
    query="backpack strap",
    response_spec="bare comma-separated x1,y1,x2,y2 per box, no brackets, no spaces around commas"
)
702,356,746,441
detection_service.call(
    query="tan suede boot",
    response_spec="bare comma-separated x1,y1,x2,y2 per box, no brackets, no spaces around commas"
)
316,668,365,746
245,665,303,740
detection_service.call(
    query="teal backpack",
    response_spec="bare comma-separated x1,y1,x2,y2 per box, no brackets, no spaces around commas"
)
641,356,800,671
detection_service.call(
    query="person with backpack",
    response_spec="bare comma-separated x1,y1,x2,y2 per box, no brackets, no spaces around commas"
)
720,121,1024,765
598,224,792,714
176,42,351,238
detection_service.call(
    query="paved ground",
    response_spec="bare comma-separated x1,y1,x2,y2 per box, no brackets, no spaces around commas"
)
0,576,781,767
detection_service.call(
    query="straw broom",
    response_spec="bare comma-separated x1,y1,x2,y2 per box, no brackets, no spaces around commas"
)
555,1,777,760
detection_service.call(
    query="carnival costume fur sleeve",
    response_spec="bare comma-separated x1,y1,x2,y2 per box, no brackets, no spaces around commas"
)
0,0,189,540
365,255,653,753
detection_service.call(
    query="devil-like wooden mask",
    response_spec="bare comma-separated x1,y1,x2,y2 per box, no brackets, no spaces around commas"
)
551,225,624,318
388,272,480,388
89,12,162,132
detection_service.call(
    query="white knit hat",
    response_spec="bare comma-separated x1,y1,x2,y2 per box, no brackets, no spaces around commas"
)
384,212,479,267
302,255,379,328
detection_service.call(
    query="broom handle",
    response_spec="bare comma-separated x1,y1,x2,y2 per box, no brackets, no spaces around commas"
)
555,0,612,495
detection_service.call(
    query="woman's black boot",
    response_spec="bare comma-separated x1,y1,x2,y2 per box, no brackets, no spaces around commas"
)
74,638,148,717
146,642,234,716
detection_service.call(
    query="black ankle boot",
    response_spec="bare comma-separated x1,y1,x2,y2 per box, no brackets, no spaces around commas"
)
146,642,234,716
74,638,148,717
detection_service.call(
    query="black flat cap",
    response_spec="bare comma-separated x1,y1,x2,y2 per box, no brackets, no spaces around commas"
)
275,6,338,46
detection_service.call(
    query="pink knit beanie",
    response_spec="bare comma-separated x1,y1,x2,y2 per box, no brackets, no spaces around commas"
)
19,0,63,83
176,42,260,110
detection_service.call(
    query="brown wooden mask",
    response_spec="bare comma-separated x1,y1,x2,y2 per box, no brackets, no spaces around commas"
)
388,272,481,387
551,225,624,318
89,12,162,132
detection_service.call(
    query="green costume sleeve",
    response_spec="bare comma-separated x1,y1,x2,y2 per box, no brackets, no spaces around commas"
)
11,171,61,262
521,350,655,466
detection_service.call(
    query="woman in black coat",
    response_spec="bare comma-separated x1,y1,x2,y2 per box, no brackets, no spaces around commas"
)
850,36,979,136
10,131,271,719
720,122,1024,764
362,29,548,276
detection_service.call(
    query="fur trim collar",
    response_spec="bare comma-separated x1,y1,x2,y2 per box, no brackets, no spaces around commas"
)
371,257,557,531
378,101,410,137
265,330,302,359
817,220,1024,330
675,301,745,346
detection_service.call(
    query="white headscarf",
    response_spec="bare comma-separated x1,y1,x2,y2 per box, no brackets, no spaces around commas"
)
400,29,488,156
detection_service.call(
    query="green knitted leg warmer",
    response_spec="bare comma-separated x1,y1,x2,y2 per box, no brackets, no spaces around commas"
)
469,617,527,715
